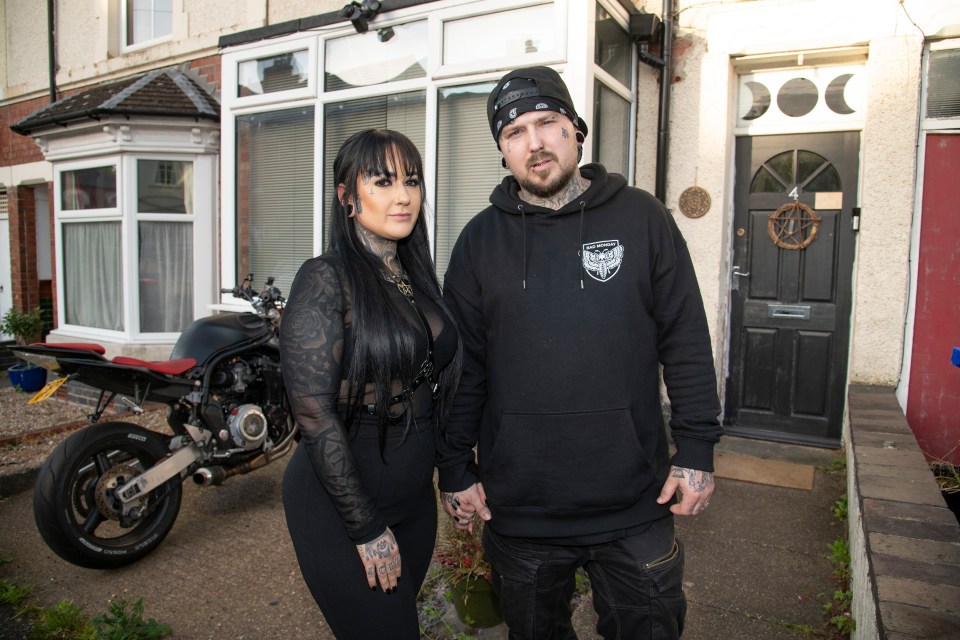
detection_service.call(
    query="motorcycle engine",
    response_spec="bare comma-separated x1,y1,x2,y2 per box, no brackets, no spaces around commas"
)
225,404,268,450
205,353,291,453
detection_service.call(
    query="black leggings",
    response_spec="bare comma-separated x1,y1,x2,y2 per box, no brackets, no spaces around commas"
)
282,418,437,639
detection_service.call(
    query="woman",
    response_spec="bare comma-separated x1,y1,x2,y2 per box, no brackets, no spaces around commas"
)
280,129,460,638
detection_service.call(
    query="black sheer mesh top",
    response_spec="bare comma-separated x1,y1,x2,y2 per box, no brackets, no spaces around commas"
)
279,253,456,543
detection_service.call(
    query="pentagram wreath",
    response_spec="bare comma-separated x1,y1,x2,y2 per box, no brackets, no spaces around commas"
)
767,201,820,250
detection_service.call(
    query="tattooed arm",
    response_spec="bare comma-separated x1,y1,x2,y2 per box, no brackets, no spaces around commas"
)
280,256,386,546
656,466,715,516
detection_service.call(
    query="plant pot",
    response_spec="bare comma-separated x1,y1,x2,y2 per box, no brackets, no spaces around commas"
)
8,362,47,392
449,575,502,629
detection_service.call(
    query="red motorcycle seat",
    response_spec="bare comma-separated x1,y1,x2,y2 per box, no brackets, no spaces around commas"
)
33,342,106,354
111,356,197,376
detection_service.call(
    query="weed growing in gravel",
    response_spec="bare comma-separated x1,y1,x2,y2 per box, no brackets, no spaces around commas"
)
91,598,172,640
0,569,170,640
822,492,855,639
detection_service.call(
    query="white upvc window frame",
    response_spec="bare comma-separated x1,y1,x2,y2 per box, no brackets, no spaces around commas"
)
920,39,960,131
224,37,319,109
430,0,568,81
120,0,175,53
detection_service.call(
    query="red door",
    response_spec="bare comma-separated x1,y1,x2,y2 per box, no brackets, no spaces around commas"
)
907,133,960,465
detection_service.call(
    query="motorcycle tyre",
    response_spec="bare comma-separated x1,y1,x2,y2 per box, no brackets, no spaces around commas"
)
33,422,183,569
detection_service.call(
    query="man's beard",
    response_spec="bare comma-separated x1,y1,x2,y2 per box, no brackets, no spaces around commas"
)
516,152,577,199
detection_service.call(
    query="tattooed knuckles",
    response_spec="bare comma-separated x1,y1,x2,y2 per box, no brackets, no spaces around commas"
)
356,527,401,592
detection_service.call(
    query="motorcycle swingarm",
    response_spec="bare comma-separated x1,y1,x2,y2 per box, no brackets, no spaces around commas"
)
115,442,202,511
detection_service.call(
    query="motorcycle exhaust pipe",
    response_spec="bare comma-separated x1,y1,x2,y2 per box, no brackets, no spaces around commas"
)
193,466,228,486
192,437,295,487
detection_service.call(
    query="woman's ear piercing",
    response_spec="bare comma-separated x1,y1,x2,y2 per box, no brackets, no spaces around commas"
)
501,157,507,169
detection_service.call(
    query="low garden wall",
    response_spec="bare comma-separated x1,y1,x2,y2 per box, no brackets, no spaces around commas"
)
846,385,960,639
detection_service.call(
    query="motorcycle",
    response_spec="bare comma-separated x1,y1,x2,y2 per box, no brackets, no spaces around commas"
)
11,275,296,569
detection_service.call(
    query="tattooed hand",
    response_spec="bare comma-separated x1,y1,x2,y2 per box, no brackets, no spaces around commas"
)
656,465,716,516
356,527,402,592
440,483,491,534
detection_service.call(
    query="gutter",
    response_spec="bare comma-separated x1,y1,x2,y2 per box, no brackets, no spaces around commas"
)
11,108,221,137
47,0,57,103
618,0,673,205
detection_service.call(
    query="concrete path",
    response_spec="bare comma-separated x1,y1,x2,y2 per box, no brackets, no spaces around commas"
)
0,437,842,639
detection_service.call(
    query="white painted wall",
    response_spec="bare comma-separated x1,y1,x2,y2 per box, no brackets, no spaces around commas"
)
665,0,960,387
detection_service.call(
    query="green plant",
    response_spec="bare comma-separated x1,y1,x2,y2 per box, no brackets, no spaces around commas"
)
435,522,492,585
818,453,847,476
91,598,171,640
0,579,31,606
0,571,171,640
417,567,479,640
823,589,855,638
831,493,848,521
1,306,45,345
27,599,96,639
823,538,855,638
828,538,851,582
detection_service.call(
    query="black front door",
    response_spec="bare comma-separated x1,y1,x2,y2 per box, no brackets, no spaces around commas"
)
725,132,859,446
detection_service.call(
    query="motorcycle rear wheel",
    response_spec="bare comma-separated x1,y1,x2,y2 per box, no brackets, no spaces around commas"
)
33,422,183,569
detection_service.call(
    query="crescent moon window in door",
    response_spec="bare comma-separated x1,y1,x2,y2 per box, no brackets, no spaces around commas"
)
767,201,820,250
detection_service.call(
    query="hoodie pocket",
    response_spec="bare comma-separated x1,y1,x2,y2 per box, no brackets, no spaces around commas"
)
484,408,654,514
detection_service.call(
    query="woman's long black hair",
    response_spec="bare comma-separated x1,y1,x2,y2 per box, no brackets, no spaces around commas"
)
327,129,461,449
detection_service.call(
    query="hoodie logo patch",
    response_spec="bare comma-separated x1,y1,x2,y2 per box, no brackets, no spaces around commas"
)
582,240,624,282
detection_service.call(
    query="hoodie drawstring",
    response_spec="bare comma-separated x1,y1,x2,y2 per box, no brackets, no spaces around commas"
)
578,201,586,290
519,204,527,290
519,201,587,291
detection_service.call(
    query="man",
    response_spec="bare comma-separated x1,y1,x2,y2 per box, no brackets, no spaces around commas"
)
437,66,722,639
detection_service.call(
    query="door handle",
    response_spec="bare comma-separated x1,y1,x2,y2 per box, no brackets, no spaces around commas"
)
732,266,750,277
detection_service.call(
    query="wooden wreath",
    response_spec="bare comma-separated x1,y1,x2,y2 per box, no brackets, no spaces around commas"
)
767,201,820,250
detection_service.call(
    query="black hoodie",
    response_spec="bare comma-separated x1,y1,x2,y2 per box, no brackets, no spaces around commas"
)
438,164,721,541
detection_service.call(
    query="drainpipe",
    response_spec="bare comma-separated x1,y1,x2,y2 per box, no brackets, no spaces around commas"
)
625,0,674,205
47,0,57,102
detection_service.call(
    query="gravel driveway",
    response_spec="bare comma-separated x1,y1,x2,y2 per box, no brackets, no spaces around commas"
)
0,384,167,487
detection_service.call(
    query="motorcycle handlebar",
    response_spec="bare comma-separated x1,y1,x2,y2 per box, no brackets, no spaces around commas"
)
220,278,284,311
